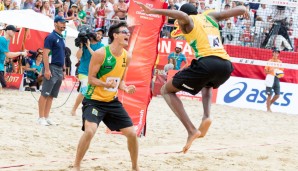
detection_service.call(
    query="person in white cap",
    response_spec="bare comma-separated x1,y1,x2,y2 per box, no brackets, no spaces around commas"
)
167,45,188,70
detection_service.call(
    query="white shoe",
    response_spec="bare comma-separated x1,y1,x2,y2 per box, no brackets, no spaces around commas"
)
45,118,57,125
38,118,50,126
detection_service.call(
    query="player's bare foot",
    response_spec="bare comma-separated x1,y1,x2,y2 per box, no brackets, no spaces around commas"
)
132,166,140,171
198,118,212,138
267,107,272,112
71,110,76,116
182,130,201,154
70,165,80,171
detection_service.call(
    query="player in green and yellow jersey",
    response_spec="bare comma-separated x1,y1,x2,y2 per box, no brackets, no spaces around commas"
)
136,2,247,154
73,22,139,171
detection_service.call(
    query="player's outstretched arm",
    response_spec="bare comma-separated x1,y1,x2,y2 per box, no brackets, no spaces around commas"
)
208,6,247,22
135,1,191,25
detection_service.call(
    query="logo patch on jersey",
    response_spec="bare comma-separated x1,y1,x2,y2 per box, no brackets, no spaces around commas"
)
57,39,59,43
107,56,113,61
92,108,98,116
104,66,112,69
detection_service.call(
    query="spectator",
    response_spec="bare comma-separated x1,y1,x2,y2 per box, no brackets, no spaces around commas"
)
21,0,34,9
62,3,69,18
207,0,216,10
0,0,4,11
24,53,44,91
113,0,128,20
198,0,206,14
0,25,28,92
4,0,12,10
77,5,87,27
41,0,53,18
49,0,57,19
33,0,43,13
222,20,239,45
29,48,43,60
265,48,284,112
104,0,115,32
10,1,19,10
94,0,106,29
168,45,188,70
63,0,73,10
164,0,178,38
84,0,95,28
240,21,254,47
37,16,67,126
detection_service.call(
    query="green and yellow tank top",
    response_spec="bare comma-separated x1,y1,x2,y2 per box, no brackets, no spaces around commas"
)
183,14,230,60
85,46,127,102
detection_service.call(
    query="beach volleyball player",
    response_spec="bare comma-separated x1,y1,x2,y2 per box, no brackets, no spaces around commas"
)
136,2,247,153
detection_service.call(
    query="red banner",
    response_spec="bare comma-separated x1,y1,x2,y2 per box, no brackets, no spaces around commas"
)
0,28,49,52
4,73,23,89
117,0,166,136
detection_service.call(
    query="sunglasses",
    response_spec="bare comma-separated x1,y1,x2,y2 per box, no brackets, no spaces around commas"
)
117,30,130,35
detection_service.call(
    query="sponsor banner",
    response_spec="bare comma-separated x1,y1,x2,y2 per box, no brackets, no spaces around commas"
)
234,0,298,7
117,0,166,136
4,74,78,92
216,76,298,114
4,73,23,89
59,76,78,92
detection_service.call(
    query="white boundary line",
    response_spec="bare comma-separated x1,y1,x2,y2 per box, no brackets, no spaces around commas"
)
230,57,298,70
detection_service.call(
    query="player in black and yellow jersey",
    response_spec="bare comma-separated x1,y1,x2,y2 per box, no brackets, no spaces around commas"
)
136,2,247,153
73,22,139,171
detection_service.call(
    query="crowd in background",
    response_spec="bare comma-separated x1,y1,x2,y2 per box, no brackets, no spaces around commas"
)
1,0,298,83
0,0,130,33
161,0,298,52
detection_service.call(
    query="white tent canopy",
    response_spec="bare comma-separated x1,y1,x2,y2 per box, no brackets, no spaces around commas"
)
0,9,78,38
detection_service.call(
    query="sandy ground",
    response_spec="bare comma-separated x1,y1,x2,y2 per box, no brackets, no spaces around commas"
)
0,89,298,171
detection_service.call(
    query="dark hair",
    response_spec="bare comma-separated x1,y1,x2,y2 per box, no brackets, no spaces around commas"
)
180,3,198,15
108,22,128,43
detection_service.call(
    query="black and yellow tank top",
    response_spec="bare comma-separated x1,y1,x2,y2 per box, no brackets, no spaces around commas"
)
183,14,230,60
85,46,127,102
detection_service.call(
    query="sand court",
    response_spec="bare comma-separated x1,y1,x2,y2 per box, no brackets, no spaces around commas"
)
0,90,298,170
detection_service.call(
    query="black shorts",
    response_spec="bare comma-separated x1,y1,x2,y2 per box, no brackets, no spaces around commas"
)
172,56,234,95
81,98,133,132
266,77,280,95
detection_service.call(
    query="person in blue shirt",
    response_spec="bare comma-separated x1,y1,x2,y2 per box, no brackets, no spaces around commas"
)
167,45,188,70
37,16,67,126
0,25,28,92
71,28,105,116
24,53,44,91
